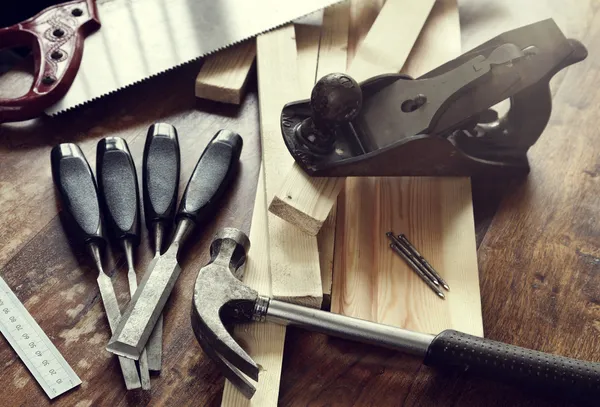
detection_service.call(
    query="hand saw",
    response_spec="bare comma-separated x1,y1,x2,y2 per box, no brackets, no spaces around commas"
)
0,0,340,122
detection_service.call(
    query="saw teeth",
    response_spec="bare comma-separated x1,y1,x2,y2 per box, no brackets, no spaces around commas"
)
44,0,343,116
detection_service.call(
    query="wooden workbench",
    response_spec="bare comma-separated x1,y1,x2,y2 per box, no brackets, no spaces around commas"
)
0,1,598,406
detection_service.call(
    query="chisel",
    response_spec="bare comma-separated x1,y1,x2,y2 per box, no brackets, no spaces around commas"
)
50,143,141,390
141,123,181,372
96,137,151,389
107,130,243,360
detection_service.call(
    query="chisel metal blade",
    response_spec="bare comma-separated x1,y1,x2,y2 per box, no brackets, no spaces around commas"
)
96,273,142,389
107,246,181,360
144,254,163,371
108,129,243,361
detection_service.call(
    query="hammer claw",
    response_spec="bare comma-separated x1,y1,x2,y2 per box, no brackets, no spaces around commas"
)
191,228,260,395
194,328,256,398
192,298,259,380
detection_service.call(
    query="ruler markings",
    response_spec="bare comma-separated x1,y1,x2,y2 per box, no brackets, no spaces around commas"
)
0,276,81,399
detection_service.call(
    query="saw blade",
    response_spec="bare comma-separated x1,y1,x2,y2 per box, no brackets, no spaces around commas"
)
45,0,340,115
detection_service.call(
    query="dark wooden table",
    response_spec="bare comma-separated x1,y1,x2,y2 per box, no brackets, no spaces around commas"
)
0,1,598,406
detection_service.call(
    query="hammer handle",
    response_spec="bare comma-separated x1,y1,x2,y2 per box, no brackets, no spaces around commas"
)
265,299,600,401
425,330,600,399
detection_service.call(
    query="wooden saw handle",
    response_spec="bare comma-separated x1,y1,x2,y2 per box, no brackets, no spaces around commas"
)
0,0,100,123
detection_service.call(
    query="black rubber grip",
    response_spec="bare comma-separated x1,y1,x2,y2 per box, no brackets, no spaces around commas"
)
50,143,105,246
177,129,243,224
143,123,180,230
96,137,141,244
424,329,600,400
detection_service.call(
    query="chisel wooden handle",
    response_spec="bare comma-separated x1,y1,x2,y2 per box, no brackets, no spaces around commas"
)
143,123,180,238
51,143,105,247
96,137,141,244
177,129,243,225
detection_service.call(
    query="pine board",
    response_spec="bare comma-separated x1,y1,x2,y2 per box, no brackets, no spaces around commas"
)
194,41,256,104
314,2,351,302
221,23,323,406
256,26,323,307
331,0,483,336
221,170,286,407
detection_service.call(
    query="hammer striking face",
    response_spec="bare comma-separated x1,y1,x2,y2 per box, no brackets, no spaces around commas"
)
192,228,600,402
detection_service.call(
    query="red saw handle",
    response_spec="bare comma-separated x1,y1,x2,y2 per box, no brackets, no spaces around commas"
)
0,0,100,123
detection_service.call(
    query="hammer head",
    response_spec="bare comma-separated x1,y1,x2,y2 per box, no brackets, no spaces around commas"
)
191,227,260,398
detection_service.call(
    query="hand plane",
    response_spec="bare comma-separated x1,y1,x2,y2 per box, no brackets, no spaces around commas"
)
280,19,587,177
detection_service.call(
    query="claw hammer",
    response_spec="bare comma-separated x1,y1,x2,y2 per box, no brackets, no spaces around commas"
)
191,228,600,401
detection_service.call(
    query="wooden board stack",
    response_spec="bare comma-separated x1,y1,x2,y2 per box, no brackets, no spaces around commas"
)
267,0,483,338
221,0,484,405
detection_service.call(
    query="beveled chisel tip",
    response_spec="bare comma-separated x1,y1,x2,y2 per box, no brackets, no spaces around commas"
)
106,340,141,361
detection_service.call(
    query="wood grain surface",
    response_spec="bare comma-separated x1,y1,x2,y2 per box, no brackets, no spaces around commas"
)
257,25,322,307
0,0,598,406
194,40,257,105
314,2,351,304
331,0,483,337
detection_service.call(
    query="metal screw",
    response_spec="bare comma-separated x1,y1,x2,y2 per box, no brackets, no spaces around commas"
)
51,51,63,60
53,28,65,38
71,8,83,17
42,76,56,85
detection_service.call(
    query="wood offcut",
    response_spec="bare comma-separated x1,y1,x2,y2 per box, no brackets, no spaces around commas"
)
269,0,436,235
195,41,256,104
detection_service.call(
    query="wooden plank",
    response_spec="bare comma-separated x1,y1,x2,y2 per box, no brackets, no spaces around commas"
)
315,2,351,83
194,41,256,104
268,0,435,235
314,2,350,304
221,170,286,407
269,167,344,236
221,24,323,406
318,206,337,306
347,0,385,64
257,26,322,307
332,0,483,336
402,0,461,76
347,0,435,81
295,22,321,97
